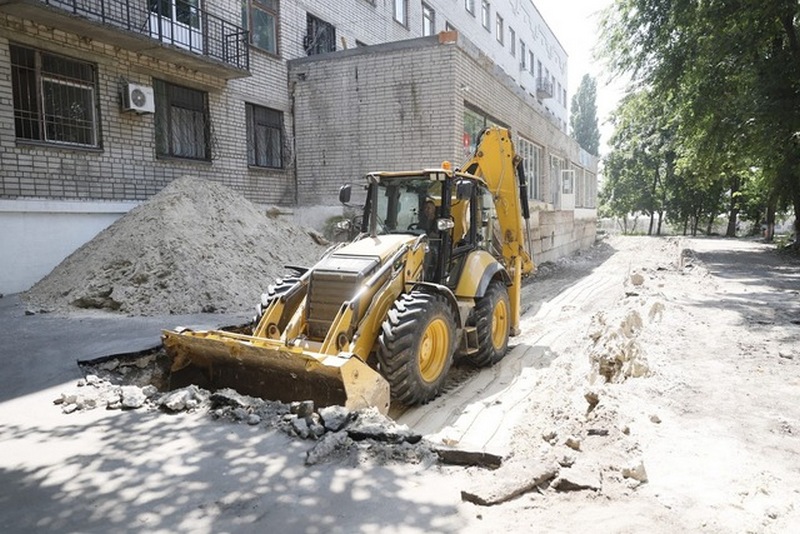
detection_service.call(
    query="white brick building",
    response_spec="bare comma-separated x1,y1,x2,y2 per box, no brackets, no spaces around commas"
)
0,1,594,294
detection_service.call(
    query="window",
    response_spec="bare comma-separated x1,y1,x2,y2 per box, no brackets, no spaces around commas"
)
394,0,407,25
528,51,534,74
422,3,435,36
465,0,475,16
305,13,336,55
246,104,283,168
517,136,543,200
495,14,504,44
445,21,457,32
550,155,563,205
509,27,516,56
154,79,210,160
481,1,490,30
520,41,526,69
562,169,574,195
10,44,99,147
244,0,278,55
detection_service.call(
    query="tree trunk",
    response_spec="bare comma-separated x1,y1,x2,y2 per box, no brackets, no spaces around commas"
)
726,175,740,237
657,210,664,235
706,210,716,236
794,189,800,248
765,201,776,242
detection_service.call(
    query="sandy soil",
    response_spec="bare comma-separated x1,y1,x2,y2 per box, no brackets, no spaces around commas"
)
2,235,798,533
23,176,328,316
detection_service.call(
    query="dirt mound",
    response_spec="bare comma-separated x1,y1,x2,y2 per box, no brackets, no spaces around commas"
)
24,176,327,315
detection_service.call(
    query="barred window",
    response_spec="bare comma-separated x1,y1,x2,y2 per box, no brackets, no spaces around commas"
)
10,44,99,147
154,79,210,160
305,13,336,56
246,104,283,168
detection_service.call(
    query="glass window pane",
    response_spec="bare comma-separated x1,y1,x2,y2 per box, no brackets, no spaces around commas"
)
252,8,276,53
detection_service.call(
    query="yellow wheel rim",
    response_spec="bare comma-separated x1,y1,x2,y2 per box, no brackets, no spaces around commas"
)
491,299,508,350
418,318,449,383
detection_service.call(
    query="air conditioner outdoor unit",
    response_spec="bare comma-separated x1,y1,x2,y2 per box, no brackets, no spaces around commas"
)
122,83,155,113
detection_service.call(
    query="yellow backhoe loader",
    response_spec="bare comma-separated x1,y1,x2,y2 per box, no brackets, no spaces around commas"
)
162,127,535,414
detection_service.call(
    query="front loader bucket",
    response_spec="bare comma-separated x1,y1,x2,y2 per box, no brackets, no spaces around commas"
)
162,329,390,414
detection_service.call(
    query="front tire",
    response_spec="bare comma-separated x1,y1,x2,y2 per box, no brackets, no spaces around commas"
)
465,280,511,367
377,291,456,405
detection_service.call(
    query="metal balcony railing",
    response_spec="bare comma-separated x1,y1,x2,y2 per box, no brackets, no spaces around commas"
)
39,0,249,71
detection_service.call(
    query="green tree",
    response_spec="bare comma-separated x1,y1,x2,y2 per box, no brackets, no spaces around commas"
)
599,0,800,246
570,74,601,156
602,90,677,235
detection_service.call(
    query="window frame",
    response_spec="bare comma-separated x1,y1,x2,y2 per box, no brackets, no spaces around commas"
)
481,1,490,30
245,0,279,56
153,78,211,161
246,103,284,169
495,13,504,44
393,0,408,26
422,3,435,36
10,43,101,148
465,0,475,16
305,13,336,55
509,27,516,56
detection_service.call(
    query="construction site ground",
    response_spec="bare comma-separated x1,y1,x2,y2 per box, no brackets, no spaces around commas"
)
1,235,799,533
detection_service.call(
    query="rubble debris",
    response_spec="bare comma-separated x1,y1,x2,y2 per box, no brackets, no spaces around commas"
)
305,431,352,466
630,273,645,286
290,400,315,418
622,461,649,483
589,310,651,383
120,386,146,409
434,447,503,469
460,462,559,506
160,386,208,412
565,436,581,451
210,388,251,409
318,405,353,432
346,408,422,444
552,465,602,492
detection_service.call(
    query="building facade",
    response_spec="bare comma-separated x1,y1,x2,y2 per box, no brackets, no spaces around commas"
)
0,1,594,294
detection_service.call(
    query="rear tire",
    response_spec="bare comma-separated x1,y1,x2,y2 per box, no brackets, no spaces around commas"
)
465,280,510,367
378,291,456,405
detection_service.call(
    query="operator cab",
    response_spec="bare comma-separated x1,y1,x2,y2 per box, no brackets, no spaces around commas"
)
358,170,501,285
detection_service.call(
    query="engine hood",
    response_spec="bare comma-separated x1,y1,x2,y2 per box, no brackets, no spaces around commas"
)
332,234,418,263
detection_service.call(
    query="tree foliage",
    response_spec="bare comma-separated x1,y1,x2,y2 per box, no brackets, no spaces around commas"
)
598,0,800,245
570,74,601,156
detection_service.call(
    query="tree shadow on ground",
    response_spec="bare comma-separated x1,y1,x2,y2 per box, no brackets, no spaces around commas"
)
691,246,800,329
0,409,464,533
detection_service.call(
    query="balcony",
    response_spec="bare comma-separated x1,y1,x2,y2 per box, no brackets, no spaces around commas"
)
0,0,250,79
536,77,553,99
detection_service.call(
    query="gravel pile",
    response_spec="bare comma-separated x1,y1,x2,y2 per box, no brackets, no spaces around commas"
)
24,176,328,315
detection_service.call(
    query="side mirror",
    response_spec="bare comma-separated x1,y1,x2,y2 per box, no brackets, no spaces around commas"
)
338,184,352,204
456,180,474,201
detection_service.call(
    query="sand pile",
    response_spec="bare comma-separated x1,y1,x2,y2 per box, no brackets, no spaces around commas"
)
24,176,328,315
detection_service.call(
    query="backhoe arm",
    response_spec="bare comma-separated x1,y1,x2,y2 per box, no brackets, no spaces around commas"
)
460,127,535,335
